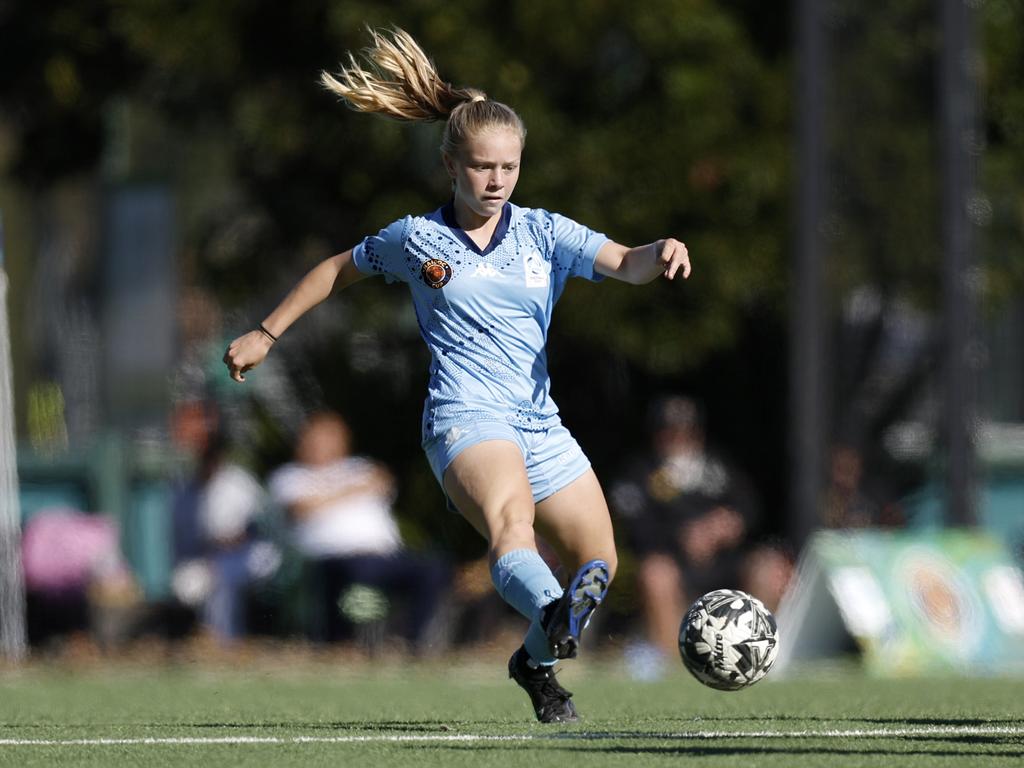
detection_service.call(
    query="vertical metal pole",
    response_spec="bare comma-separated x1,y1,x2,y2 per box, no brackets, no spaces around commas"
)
0,210,29,661
791,0,828,547
940,0,977,526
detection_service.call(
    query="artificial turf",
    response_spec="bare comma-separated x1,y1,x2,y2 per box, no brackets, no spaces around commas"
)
0,654,1021,767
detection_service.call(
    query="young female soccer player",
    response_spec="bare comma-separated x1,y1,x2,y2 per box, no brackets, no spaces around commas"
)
223,27,691,723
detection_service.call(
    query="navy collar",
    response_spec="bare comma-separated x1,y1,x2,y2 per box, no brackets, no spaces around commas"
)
441,201,512,256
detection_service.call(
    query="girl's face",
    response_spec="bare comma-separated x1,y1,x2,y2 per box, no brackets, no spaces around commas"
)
444,128,522,225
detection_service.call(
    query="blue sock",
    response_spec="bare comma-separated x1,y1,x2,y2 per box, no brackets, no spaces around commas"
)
523,619,557,666
491,548,562,665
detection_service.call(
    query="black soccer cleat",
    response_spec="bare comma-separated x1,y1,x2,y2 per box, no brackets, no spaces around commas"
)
508,646,578,723
541,559,610,660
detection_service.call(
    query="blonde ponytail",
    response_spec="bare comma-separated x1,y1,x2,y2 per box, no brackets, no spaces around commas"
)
321,27,475,121
321,26,526,156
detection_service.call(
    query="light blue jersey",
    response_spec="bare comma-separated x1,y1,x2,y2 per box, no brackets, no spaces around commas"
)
352,202,608,445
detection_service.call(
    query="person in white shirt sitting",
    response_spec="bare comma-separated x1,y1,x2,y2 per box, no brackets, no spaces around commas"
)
269,410,448,650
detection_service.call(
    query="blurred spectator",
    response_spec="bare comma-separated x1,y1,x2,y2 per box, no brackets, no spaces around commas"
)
168,404,281,644
822,442,905,529
268,411,449,652
171,284,309,450
610,395,792,676
22,508,142,648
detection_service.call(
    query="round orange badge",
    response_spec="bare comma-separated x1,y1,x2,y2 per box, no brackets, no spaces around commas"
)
422,259,453,289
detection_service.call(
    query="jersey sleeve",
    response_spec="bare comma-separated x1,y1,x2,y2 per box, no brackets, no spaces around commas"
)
351,217,410,284
550,212,609,282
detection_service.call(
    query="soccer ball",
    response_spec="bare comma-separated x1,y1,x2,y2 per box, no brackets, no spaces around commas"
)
678,589,779,691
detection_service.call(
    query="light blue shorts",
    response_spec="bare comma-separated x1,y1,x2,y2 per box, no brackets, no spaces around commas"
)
423,421,592,506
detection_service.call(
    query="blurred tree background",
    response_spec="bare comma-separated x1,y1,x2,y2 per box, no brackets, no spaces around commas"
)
1,0,1021,557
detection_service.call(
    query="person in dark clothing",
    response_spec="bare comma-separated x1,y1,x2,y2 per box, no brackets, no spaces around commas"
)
610,396,789,671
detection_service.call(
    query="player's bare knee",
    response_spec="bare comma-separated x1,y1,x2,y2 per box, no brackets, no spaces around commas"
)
487,501,535,554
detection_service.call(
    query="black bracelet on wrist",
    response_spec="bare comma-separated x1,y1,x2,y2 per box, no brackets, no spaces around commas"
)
258,323,278,343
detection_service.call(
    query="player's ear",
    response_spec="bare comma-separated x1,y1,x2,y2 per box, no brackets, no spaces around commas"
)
441,151,457,180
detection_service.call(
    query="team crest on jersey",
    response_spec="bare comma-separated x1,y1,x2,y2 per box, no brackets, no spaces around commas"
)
422,259,453,289
523,249,550,288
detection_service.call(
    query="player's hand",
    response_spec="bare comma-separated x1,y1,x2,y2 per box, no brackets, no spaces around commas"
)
657,238,691,280
223,330,273,383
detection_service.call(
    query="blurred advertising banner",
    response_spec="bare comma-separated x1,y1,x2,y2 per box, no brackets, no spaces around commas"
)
776,529,1024,676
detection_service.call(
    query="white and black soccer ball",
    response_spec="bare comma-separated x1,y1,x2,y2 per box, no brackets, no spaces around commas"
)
678,589,779,691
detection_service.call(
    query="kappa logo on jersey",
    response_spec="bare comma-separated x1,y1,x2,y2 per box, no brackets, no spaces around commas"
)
422,258,453,289
523,249,550,288
470,263,505,280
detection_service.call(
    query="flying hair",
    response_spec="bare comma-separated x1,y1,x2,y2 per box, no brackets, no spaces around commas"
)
320,26,526,156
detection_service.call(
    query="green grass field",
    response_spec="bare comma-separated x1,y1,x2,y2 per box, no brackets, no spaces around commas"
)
1,654,1022,767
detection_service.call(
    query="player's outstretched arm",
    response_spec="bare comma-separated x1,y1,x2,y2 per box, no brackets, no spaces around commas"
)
594,238,691,285
223,248,365,382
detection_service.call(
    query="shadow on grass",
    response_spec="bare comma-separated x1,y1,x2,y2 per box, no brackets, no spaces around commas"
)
860,717,1024,726
432,743,1024,759
903,735,1024,746
4,714,1021,734
663,715,1024,726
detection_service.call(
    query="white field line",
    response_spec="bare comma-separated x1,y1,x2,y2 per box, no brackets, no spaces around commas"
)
0,725,1023,746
